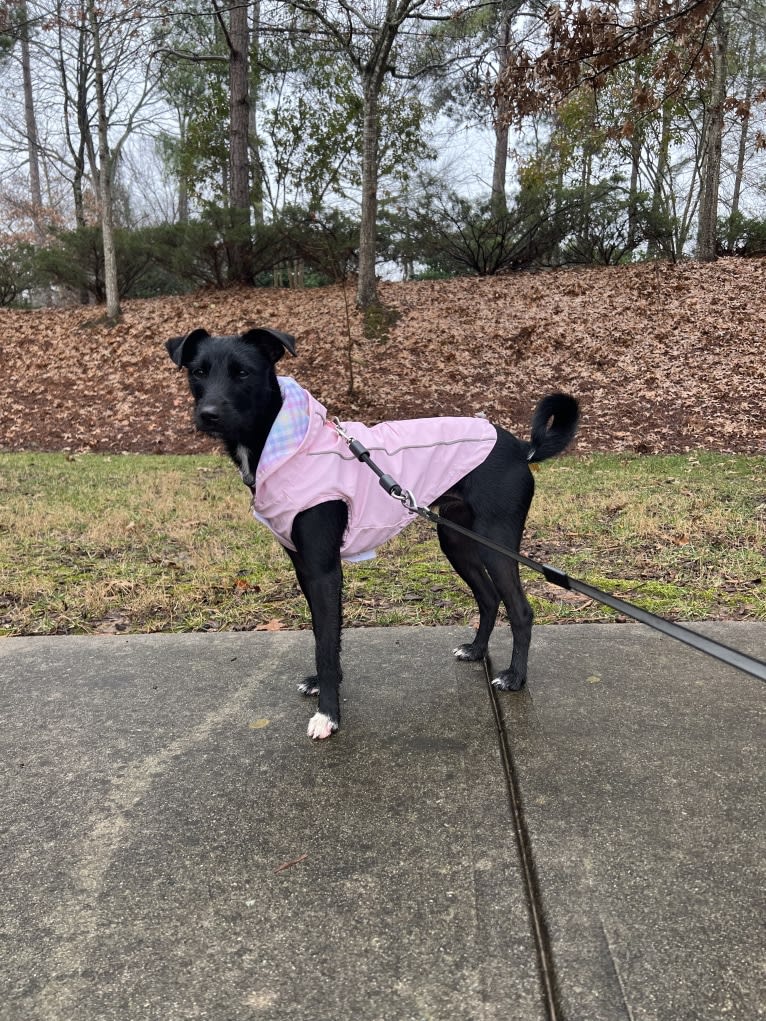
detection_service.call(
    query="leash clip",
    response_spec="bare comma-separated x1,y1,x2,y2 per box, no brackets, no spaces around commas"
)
331,417,367,460
392,488,419,512
331,417,351,443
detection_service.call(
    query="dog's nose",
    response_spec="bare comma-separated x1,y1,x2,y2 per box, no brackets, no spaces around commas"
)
197,404,220,428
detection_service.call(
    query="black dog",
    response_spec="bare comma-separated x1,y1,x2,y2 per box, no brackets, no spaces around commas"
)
167,327,579,740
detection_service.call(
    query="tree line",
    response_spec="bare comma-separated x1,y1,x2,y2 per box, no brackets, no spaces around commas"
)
1,0,765,316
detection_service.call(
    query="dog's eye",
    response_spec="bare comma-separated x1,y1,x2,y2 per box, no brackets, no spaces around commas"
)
236,369,249,379
191,367,207,379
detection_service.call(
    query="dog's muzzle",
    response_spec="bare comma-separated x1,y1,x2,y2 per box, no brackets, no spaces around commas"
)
196,403,222,434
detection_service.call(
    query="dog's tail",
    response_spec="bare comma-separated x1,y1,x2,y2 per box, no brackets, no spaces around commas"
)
525,393,579,463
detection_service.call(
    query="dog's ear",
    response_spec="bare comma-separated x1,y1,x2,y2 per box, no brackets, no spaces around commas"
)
166,328,210,367
240,327,297,363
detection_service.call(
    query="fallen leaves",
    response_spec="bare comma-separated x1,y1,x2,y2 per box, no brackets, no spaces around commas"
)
255,618,286,631
2,259,766,455
233,577,259,595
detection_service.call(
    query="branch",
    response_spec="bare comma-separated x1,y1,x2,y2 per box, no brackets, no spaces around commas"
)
211,0,234,53
153,46,228,64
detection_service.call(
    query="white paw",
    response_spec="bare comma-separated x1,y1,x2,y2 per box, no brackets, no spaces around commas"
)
453,644,484,663
307,712,338,741
297,681,320,696
492,674,523,691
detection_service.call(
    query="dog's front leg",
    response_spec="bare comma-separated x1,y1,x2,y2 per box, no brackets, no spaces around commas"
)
288,502,348,740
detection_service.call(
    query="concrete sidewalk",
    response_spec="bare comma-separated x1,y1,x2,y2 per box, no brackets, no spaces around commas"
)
1,623,763,1021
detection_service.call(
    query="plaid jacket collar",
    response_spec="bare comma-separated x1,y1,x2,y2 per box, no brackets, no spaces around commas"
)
255,377,311,482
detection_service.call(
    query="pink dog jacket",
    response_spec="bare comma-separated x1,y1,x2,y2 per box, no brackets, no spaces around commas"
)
251,378,498,562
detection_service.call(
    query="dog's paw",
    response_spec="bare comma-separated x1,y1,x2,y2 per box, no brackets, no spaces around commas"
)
307,712,338,741
297,677,320,697
491,670,526,692
453,643,486,663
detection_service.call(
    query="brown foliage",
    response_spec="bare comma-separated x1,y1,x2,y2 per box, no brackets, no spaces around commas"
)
1,259,765,456
497,0,719,119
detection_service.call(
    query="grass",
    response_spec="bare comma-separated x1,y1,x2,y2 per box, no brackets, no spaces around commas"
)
0,451,764,636
524,452,766,623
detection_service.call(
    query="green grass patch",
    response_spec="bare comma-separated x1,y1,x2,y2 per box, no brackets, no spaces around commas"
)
0,451,764,635
523,452,766,623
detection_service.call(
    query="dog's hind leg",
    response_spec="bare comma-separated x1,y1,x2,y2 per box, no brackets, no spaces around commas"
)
437,519,500,664
476,535,534,691
289,501,348,740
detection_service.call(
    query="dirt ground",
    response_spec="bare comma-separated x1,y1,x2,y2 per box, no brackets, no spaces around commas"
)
2,258,765,456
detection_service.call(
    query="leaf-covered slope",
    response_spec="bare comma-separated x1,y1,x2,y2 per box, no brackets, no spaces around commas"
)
2,259,764,454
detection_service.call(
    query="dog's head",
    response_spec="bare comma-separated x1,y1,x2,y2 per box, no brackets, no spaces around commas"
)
166,327,296,452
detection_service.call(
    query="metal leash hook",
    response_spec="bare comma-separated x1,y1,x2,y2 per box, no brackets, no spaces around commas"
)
331,417,351,442
392,487,419,513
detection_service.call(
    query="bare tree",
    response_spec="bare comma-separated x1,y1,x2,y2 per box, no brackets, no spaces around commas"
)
214,0,252,281
3,1,163,304
288,1,491,308
86,0,120,317
18,1,44,240
287,1,418,307
0,1,46,238
697,6,729,260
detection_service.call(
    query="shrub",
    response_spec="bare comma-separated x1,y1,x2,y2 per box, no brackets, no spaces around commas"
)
560,185,644,265
0,242,35,306
717,212,766,257
34,228,102,298
31,207,358,300
390,189,572,277
278,206,358,283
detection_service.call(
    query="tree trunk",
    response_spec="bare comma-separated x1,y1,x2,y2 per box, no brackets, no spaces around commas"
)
626,61,644,250
648,99,673,258
73,87,88,300
87,0,120,319
227,2,252,282
72,24,90,303
72,16,93,231
580,148,592,238
178,157,190,223
18,1,44,242
491,119,510,217
490,13,512,218
728,19,756,247
357,73,380,308
177,111,190,223
627,125,642,250
697,9,728,262
249,0,264,226
353,1,406,309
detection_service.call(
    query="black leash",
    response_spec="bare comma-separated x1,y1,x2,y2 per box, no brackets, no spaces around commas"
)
332,420,766,685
